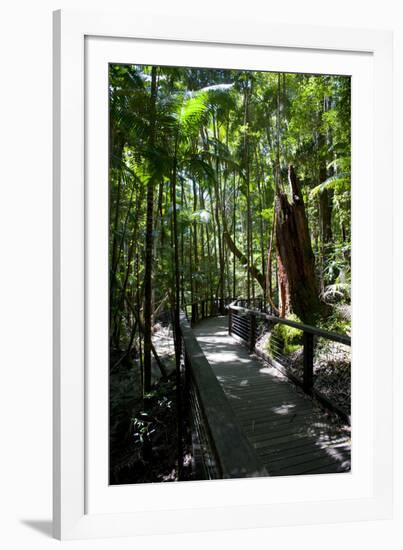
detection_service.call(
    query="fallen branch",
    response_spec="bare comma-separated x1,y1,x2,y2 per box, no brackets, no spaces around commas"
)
223,223,265,291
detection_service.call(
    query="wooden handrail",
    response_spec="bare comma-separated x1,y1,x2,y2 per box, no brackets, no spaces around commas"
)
180,312,267,479
229,301,351,346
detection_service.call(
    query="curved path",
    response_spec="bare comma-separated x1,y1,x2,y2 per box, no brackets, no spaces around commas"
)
193,316,351,476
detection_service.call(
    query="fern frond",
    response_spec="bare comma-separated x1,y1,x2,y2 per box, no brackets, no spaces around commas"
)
310,172,350,197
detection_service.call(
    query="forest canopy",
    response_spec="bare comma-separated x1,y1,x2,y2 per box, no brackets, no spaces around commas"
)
110,63,350,352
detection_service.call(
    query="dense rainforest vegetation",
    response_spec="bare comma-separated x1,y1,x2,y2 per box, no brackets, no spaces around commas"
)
109,64,351,483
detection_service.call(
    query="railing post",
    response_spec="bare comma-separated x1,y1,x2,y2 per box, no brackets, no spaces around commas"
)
228,307,232,335
249,313,256,352
303,332,314,393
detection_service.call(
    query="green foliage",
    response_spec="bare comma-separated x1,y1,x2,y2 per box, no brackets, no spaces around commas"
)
178,91,209,135
310,172,350,198
322,242,351,289
268,314,304,356
321,306,351,335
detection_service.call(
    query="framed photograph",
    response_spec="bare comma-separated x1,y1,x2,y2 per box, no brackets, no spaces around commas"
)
53,9,393,540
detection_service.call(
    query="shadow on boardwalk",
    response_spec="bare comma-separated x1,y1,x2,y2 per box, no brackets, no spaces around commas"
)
193,316,351,476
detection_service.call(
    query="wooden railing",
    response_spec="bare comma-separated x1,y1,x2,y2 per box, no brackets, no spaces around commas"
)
228,300,351,422
179,312,267,479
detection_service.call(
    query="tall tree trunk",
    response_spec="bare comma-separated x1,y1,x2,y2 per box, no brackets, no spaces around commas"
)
256,158,266,298
143,66,157,393
109,134,124,311
243,83,251,302
180,179,185,306
109,144,125,348
113,182,143,346
203,189,214,302
319,186,333,245
318,93,334,287
275,165,323,324
171,133,183,478
171,137,181,364
192,178,199,302
136,252,144,397
199,188,207,298
212,116,225,313
210,198,218,294
318,166,333,281
232,173,237,298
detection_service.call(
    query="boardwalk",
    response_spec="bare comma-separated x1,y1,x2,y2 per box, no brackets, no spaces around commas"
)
193,316,351,476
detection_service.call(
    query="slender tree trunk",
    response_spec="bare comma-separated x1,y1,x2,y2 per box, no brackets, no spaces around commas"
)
243,84,251,302
256,158,266,298
318,93,334,288
319,185,333,290
171,137,181,362
192,179,199,303
232,173,237,298
113,183,143,346
209,190,218,299
203,193,214,302
136,252,144,399
199,188,207,298
143,66,157,393
171,133,183,478
109,138,124,317
212,116,225,312
180,179,185,306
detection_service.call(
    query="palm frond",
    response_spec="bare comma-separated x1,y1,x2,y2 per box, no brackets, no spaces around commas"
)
310,172,350,197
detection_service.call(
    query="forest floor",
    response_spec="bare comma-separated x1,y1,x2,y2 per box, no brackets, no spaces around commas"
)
110,373,183,484
110,325,191,485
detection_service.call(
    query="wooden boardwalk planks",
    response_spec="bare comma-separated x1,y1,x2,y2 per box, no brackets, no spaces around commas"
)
193,316,351,477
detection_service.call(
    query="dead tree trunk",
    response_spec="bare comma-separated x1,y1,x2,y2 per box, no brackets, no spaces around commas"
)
277,253,290,317
275,165,323,324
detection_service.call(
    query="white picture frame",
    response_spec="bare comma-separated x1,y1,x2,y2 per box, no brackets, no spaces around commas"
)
53,9,393,540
